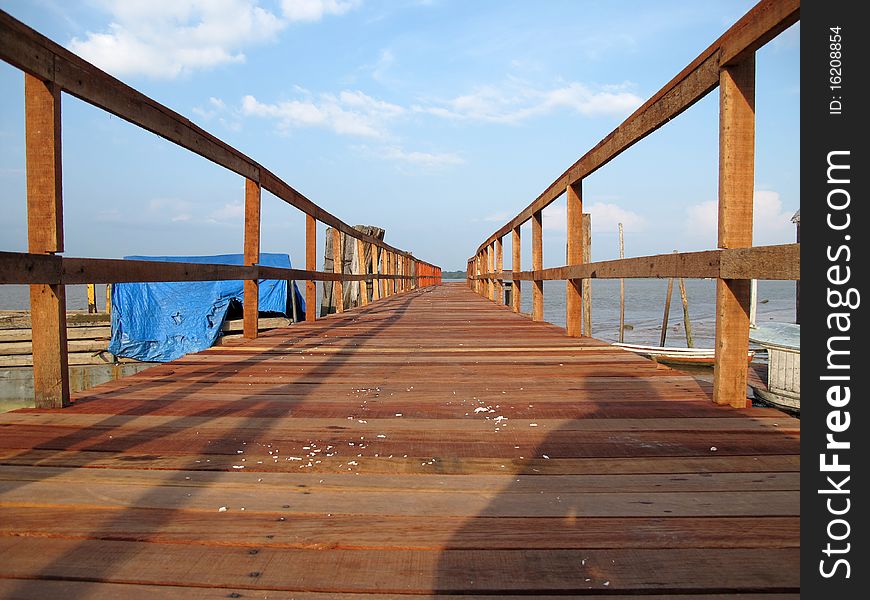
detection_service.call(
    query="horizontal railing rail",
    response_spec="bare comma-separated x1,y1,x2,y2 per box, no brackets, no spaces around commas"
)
467,0,800,410
0,10,441,409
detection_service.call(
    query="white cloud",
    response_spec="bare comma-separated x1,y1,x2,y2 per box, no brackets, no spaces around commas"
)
241,91,404,138
542,201,645,233
208,201,245,224
280,0,360,22
416,79,643,124
359,145,464,168
685,190,797,245
68,0,360,79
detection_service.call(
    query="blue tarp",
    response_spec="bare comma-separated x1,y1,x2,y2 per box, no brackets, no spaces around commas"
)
108,253,304,362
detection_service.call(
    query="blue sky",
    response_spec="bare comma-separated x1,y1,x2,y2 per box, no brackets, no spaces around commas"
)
0,0,799,271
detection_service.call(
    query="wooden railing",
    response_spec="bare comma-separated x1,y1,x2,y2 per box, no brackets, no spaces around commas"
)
0,10,441,409
467,0,799,409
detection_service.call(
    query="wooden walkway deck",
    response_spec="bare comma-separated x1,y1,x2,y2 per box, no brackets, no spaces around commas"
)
0,282,799,598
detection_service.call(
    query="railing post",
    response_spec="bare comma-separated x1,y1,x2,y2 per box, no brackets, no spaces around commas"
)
713,55,755,409
393,253,399,294
582,213,592,336
333,227,344,312
371,244,381,301
532,209,544,321
305,214,316,321
566,182,583,336
243,178,261,338
487,243,495,301
511,225,521,313
356,238,368,306
25,73,69,408
495,237,503,305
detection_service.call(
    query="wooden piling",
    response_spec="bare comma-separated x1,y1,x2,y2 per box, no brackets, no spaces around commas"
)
660,274,674,347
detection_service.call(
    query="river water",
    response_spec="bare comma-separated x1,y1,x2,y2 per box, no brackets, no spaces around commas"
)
1,279,796,349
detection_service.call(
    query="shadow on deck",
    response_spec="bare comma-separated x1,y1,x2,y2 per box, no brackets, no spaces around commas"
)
0,282,799,598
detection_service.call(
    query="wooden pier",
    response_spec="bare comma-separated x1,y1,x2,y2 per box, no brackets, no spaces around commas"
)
0,0,801,596
0,283,799,597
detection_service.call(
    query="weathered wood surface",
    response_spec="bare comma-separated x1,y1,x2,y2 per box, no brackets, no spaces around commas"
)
0,283,799,597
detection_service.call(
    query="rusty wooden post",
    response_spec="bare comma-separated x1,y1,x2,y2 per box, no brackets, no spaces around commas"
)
25,74,69,408
566,182,582,336
243,178,261,338
305,214,316,321
713,55,755,409
356,238,368,306
333,227,344,312
532,209,543,321
582,213,592,336
495,237,503,305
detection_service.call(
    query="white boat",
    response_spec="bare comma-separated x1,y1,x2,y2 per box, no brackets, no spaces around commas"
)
749,323,800,413
613,343,755,367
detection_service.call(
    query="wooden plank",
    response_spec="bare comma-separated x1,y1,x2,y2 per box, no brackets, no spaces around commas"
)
305,215,316,321
714,57,755,409
0,581,800,600
566,182,582,336
0,537,800,594
25,72,69,409
0,283,799,596
532,209,543,321
474,0,798,253
720,243,799,279
243,178,260,339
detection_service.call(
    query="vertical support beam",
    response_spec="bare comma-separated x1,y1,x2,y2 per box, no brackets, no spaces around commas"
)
566,182,583,336
371,244,381,301
356,238,368,306
487,244,494,302
495,237,503,305
243,178,261,339
532,209,544,321
305,215,316,321
393,253,399,294
511,225,521,313
400,255,406,292
105,284,112,316
384,251,392,296
332,227,344,312
582,213,592,336
713,56,755,409
25,74,69,408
